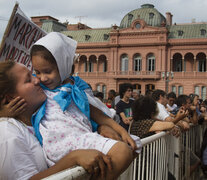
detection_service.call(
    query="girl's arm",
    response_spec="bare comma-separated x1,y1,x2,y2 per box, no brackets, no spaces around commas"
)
90,105,137,150
31,149,112,180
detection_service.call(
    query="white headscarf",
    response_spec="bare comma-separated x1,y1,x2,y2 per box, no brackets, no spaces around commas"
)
33,32,77,82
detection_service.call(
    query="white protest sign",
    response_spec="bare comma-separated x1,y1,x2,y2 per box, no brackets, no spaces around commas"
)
0,3,46,70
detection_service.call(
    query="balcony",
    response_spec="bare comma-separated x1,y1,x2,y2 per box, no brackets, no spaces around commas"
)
78,72,107,77
113,71,161,80
173,71,207,79
77,71,161,80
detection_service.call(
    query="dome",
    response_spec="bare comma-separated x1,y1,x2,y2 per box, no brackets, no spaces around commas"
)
120,4,166,28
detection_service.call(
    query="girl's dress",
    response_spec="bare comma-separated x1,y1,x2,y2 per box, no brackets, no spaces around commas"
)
39,87,117,166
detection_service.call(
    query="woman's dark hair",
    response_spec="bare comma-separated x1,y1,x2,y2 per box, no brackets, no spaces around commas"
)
31,45,57,65
152,89,166,101
119,83,133,98
132,96,157,121
189,93,199,103
167,92,176,99
94,92,104,100
0,60,16,108
176,94,189,107
109,89,116,97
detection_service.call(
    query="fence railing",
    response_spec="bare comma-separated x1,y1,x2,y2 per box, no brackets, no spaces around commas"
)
43,124,207,180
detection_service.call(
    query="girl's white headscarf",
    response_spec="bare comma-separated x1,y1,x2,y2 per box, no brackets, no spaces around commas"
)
33,32,77,82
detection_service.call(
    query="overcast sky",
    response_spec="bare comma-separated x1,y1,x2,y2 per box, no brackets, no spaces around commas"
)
1,0,207,40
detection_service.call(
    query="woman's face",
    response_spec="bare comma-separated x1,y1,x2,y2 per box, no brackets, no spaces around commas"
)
32,55,61,89
10,63,46,112
193,96,199,106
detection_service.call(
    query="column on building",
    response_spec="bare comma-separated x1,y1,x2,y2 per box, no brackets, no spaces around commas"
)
206,57,207,72
128,54,133,75
182,58,185,72
194,58,196,71
96,57,99,73
142,56,146,73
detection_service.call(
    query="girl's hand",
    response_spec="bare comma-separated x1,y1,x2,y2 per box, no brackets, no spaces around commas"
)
119,130,137,151
0,96,26,117
98,125,121,141
74,149,112,179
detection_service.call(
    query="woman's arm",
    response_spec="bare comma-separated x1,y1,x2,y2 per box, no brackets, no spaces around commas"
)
149,121,174,132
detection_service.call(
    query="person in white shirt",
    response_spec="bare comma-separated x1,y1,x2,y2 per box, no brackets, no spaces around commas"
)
166,92,177,112
152,89,187,124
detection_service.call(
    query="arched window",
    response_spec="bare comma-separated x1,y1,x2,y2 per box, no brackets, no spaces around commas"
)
121,54,128,71
147,54,155,71
149,12,154,19
175,60,182,71
88,61,93,72
96,84,107,99
84,61,87,72
194,86,199,96
133,84,141,94
201,29,206,36
173,53,182,72
146,84,155,91
202,86,206,100
133,54,142,71
178,86,183,95
198,60,206,72
172,86,176,94
103,61,107,72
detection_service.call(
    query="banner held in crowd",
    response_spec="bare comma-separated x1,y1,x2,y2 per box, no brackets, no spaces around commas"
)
0,3,46,70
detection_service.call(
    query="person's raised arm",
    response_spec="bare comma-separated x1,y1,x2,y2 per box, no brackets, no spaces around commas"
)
165,107,188,123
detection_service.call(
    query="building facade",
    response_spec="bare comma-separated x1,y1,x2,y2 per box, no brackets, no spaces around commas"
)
32,4,207,99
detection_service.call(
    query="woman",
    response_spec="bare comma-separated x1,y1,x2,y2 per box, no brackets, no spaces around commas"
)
0,61,113,179
130,96,181,138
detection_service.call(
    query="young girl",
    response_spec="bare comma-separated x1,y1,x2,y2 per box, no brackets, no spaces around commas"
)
30,32,141,179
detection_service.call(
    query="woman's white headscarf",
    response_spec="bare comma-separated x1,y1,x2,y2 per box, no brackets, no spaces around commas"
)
33,32,77,82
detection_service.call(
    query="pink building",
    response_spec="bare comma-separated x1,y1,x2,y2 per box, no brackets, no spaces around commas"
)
32,4,207,99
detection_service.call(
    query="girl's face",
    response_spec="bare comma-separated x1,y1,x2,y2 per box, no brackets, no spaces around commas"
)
10,63,46,113
32,55,61,89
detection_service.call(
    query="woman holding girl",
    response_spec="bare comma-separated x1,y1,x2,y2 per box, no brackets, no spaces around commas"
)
0,61,113,179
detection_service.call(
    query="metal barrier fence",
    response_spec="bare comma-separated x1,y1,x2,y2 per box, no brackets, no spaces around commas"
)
44,124,207,180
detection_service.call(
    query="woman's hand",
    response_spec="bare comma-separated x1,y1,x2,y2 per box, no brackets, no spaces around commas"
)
0,96,26,117
170,125,181,137
74,149,112,179
177,120,190,131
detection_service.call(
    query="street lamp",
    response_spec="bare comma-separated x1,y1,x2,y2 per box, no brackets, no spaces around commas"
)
162,71,174,93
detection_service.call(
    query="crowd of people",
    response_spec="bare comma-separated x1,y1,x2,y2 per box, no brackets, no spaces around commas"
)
96,85,207,177
0,31,207,179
